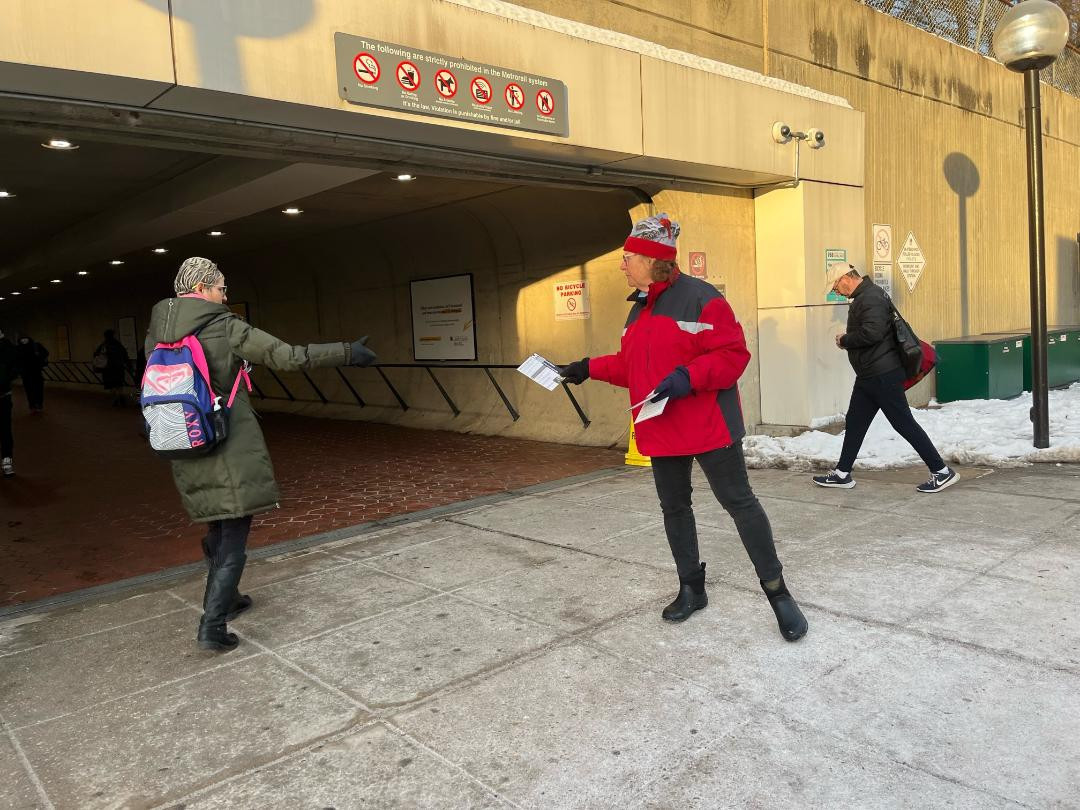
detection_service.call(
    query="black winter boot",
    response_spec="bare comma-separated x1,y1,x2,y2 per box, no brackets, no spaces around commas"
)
761,575,808,642
662,562,708,622
201,535,253,622
197,553,246,652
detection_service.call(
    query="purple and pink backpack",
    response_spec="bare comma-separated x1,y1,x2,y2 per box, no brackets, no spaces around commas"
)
140,326,250,458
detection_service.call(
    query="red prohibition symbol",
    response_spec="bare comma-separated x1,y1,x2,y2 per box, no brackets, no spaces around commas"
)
470,76,493,105
536,89,555,116
434,69,458,98
504,82,525,110
396,60,420,92
353,53,380,84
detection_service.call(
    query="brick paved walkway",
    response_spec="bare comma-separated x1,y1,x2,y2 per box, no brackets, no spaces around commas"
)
0,388,622,607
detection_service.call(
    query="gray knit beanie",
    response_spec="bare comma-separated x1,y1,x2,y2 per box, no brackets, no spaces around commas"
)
173,257,222,295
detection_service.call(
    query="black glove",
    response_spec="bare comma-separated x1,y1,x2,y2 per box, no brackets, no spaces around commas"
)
650,366,692,402
558,357,590,385
348,336,377,367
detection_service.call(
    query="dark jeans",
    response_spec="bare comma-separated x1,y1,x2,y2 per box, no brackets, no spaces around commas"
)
0,393,12,458
202,515,253,568
23,374,44,410
838,367,945,473
651,440,783,582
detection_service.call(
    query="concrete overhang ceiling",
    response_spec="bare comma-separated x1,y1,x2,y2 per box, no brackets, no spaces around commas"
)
0,132,514,296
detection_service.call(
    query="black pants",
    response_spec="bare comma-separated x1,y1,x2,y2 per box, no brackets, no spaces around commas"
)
0,393,12,458
23,374,44,410
651,440,783,582
838,367,945,473
201,515,253,569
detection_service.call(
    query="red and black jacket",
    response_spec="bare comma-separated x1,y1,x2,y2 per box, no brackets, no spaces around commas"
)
590,268,750,457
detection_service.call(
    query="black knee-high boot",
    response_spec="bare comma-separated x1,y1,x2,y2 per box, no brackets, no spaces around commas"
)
662,562,708,622
761,575,808,642
198,552,247,652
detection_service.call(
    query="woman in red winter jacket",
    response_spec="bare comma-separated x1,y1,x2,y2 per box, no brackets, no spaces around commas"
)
559,213,807,641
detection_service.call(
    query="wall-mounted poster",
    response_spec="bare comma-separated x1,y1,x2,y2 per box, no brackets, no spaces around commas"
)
410,274,476,361
55,325,70,361
228,301,250,322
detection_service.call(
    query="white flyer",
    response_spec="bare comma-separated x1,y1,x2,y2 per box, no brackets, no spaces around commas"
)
516,353,563,391
630,392,669,424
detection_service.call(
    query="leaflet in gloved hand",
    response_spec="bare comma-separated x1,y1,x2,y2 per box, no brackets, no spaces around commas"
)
517,353,564,391
628,391,668,423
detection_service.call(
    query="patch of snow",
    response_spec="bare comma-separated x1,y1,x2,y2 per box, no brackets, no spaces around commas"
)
746,384,1080,470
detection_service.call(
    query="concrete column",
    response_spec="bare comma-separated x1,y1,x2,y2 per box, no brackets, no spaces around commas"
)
754,181,865,428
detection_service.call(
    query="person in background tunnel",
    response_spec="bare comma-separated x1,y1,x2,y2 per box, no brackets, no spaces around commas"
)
16,333,49,413
559,214,807,642
146,257,378,653
0,328,18,478
94,329,130,406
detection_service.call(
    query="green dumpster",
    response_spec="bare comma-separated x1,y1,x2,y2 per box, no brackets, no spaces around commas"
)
1048,325,1080,387
983,326,1080,390
933,334,1025,403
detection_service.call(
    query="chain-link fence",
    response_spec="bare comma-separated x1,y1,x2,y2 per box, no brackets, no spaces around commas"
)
861,0,1080,97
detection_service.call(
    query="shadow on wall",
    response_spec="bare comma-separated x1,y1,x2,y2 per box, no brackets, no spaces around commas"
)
943,152,980,336
140,0,315,91
1056,234,1080,325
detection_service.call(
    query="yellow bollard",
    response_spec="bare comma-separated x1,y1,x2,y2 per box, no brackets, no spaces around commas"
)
624,419,651,467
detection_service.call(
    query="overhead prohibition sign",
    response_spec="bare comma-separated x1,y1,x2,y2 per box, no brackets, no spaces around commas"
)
396,60,420,92
536,89,555,115
504,82,525,110
470,76,493,105
434,69,458,98
353,53,380,84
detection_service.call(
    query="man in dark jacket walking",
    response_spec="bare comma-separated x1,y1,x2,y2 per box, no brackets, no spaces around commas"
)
560,214,807,640
16,334,48,413
0,329,18,477
146,257,378,652
813,264,957,493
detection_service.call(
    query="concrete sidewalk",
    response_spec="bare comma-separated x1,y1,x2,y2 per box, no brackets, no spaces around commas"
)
1,464,1078,808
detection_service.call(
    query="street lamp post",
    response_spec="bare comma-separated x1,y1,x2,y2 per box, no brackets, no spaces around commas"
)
993,0,1070,449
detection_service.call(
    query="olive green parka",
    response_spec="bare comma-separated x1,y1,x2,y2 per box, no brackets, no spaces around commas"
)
145,296,348,522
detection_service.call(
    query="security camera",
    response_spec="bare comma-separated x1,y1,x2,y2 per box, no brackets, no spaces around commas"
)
772,122,792,144
807,128,825,149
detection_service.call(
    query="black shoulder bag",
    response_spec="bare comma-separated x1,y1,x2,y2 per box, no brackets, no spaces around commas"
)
885,294,924,378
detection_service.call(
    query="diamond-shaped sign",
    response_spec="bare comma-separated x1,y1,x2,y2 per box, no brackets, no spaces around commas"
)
897,231,925,292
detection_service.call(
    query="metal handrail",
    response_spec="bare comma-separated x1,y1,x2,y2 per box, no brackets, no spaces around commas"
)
40,359,591,428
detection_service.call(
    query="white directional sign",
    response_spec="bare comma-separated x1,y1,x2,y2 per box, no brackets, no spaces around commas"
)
897,231,926,292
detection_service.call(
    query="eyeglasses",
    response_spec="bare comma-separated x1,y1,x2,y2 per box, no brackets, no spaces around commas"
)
210,284,227,294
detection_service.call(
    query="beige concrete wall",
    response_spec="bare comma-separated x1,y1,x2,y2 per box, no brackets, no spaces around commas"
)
12,184,757,447
517,0,1080,403
0,0,175,104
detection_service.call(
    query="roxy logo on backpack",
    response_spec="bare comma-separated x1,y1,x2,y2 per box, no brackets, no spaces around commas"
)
140,332,250,458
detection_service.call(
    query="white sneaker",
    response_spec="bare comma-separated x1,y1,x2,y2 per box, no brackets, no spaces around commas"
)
1,457,13,478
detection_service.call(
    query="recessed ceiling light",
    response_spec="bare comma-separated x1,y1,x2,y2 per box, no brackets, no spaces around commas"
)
11,291,21,296
0,297,5,301
109,259,124,265
282,207,303,215
0,190,14,198
50,279,61,284
208,230,225,237
29,286,39,290
395,173,415,182
42,138,79,150
152,247,168,254
77,271,88,276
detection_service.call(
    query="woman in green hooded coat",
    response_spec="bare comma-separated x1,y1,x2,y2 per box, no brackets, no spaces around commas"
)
146,257,376,652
